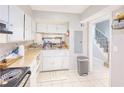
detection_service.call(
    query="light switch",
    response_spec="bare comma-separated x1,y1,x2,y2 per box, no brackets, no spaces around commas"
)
113,46,118,52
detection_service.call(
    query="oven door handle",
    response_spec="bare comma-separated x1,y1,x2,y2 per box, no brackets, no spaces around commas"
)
22,73,31,87
18,71,31,87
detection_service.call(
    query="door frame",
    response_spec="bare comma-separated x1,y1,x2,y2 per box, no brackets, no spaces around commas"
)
88,14,112,72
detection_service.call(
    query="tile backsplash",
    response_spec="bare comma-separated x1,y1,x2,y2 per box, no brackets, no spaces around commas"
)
0,41,33,61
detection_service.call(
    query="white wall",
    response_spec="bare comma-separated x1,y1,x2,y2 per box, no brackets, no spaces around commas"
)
111,7,124,87
32,11,82,70
80,5,109,21
111,29,124,86
18,5,32,16
80,6,122,23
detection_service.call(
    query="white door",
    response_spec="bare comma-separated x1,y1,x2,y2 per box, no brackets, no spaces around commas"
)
8,6,24,42
0,5,8,23
74,31,83,53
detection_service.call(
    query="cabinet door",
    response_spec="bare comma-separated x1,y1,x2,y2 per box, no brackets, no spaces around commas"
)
42,57,54,71
57,25,67,33
37,24,47,33
48,25,56,33
8,6,24,42
0,5,8,23
61,56,69,69
0,6,9,43
31,21,36,40
25,14,32,40
53,56,62,70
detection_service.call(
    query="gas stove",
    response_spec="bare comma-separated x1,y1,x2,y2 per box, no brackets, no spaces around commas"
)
0,67,31,87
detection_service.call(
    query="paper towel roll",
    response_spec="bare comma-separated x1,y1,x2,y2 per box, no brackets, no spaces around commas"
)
18,45,25,57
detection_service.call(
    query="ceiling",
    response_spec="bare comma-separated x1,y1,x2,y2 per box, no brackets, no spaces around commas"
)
30,5,90,14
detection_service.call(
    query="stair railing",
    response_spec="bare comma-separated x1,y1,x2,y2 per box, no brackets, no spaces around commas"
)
95,28,109,53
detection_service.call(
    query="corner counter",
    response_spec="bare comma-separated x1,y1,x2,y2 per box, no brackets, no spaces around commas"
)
8,48,42,68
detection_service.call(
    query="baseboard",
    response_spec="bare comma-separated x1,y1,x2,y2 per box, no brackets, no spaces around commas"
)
41,69,69,72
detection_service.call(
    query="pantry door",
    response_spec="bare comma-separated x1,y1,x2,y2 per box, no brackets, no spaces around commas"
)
74,31,83,54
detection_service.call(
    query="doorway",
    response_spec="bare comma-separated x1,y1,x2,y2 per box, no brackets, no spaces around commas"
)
92,20,110,71
88,15,111,86
88,16,111,72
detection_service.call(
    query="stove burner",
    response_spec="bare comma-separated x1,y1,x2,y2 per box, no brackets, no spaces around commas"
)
0,67,30,87
0,69,23,85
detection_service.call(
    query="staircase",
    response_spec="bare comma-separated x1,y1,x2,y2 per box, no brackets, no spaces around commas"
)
94,28,109,67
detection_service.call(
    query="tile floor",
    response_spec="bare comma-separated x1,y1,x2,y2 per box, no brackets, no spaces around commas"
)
36,68,109,87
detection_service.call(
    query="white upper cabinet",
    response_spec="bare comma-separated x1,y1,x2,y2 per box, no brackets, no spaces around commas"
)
37,24,67,33
25,14,32,40
56,25,67,33
8,6,24,42
47,25,57,33
0,5,9,23
31,20,36,40
0,5,9,43
37,24,47,33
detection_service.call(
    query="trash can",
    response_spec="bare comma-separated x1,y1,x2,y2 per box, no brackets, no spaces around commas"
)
77,56,89,76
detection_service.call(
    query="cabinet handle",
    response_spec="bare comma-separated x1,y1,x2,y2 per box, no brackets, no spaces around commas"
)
10,24,13,26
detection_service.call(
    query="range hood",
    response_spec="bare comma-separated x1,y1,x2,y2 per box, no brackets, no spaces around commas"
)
0,23,13,34
0,30,13,34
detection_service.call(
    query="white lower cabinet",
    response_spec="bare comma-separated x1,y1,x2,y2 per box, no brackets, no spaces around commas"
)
42,56,54,71
42,50,69,71
54,57,63,70
61,56,69,69
29,52,42,87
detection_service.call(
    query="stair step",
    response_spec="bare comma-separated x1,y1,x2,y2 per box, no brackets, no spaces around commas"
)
94,40,108,60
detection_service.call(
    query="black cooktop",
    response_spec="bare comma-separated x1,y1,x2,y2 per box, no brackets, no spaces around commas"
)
0,67,30,87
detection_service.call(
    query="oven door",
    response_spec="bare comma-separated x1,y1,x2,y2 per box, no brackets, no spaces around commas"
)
18,72,31,87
